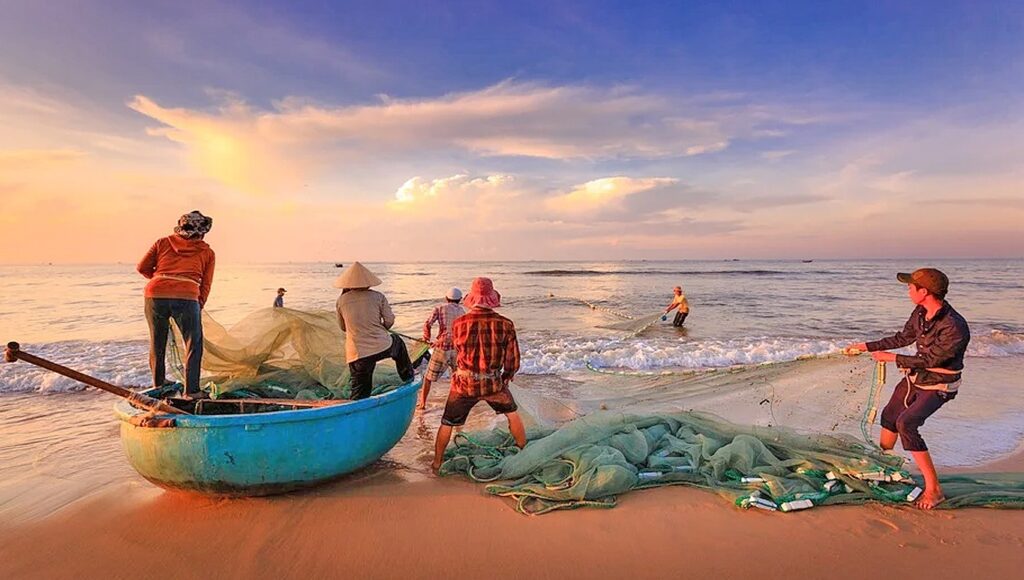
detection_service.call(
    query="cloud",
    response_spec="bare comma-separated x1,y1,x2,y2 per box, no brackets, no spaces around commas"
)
545,176,678,216
760,149,796,160
129,81,821,194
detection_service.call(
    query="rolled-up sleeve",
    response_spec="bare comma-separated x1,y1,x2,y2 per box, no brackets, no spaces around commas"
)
501,323,521,381
137,241,159,279
198,250,215,308
336,296,347,332
380,296,395,329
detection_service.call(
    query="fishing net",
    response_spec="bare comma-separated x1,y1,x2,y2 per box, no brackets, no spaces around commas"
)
170,308,429,399
440,410,1024,514
595,312,664,335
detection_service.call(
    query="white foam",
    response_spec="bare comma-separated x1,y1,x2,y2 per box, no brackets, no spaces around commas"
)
520,336,844,374
0,341,152,394
519,330,1024,375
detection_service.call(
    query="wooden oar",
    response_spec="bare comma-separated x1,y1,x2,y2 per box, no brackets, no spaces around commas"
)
4,341,189,415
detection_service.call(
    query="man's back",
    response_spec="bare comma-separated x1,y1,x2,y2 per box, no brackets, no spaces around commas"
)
336,289,394,362
425,302,465,349
451,307,520,396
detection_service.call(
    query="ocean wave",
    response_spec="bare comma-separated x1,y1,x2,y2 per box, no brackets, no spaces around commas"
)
3,331,1021,393
520,336,845,374
0,340,152,394
520,330,1024,374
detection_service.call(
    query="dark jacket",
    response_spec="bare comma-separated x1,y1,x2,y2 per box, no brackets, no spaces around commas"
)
866,302,970,386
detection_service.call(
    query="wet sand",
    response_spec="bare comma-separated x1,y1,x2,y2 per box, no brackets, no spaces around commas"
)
2,358,1023,578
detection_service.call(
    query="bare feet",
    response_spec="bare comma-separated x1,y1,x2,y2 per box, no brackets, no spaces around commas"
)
915,490,945,510
431,460,442,474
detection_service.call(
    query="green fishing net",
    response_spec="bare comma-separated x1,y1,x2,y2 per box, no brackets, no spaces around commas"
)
170,308,428,399
440,411,1024,515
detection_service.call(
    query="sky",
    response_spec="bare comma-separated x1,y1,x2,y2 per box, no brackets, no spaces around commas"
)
0,0,1022,263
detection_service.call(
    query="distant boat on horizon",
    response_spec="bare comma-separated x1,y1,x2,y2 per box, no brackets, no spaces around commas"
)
802,260,814,263
334,263,344,268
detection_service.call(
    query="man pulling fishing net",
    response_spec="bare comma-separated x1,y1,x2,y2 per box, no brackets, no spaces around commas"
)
846,268,970,509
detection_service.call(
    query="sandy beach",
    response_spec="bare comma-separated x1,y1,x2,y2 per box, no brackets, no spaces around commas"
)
2,357,1022,579
2,456,1023,579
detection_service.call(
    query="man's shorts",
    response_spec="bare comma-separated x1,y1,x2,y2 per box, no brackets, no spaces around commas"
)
441,388,518,427
425,348,457,382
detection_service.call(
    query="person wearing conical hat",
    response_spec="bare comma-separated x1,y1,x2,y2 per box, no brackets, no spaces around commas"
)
432,277,526,473
335,262,414,399
136,210,215,399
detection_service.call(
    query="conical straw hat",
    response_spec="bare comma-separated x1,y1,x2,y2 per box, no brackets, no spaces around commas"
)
333,261,382,288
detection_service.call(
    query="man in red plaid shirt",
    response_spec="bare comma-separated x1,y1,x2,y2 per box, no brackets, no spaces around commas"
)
432,277,527,472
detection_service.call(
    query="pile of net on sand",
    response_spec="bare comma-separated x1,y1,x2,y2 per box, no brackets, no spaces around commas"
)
439,411,1024,515
171,308,428,399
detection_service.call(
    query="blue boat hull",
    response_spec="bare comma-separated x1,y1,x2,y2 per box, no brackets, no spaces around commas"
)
113,381,421,496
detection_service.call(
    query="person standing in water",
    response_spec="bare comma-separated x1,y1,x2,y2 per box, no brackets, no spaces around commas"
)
273,287,287,308
334,262,414,400
137,211,216,399
418,287,465,409
663,285,690,327
846,268,970,509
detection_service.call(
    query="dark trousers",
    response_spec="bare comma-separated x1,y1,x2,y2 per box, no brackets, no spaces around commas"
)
145,298,203,394
672,310,689,327
348,334,414,400
880,377,955,452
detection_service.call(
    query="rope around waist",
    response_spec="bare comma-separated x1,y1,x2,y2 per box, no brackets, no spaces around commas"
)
905,367,962,393
455,369,503,381
154,274,200,286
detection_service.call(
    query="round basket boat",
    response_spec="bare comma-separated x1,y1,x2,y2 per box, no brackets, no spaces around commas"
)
113,380,421,496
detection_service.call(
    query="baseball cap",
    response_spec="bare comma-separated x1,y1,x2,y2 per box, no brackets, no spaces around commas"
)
896,268,948,296
446,287,463,301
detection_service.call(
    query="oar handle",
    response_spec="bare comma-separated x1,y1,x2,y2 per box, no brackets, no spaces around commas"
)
4,342,189,415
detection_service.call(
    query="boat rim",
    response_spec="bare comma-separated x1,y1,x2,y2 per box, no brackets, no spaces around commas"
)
114,379,422,428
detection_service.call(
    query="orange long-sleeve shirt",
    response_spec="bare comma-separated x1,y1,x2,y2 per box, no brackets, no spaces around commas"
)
137,235,216,307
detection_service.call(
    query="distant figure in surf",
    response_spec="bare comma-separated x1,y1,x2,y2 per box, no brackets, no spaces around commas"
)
663,286,690,327
846,268,970,510
273,287,286,308
137,210,215,399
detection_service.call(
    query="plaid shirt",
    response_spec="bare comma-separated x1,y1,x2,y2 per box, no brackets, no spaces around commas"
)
423,302,466,350
451,307,520,397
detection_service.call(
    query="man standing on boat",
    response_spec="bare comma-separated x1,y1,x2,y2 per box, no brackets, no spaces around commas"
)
846,268,970,510
418,287,465,410
137,210,215,399
335,262,414,400
432,277,526,472
663,285,690,327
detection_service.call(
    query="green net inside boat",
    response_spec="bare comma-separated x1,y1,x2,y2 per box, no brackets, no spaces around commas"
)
439,411,1024,515
170,308,429,399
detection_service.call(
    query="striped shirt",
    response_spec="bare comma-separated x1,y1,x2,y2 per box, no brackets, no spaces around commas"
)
423,302,466,350
451,307,521,397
